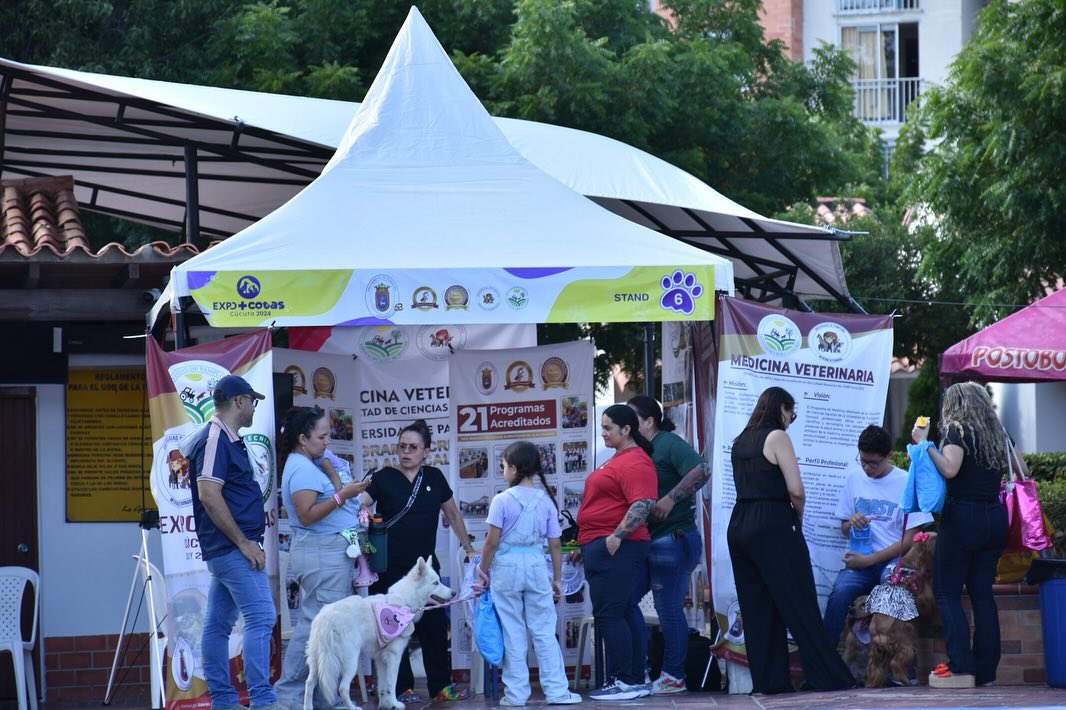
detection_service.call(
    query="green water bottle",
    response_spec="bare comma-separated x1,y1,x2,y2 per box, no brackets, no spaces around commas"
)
368,515,389,572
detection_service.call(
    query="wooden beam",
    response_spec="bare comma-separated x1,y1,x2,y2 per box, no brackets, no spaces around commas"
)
0,289,152,321
24,262,40,288
121,262,140,288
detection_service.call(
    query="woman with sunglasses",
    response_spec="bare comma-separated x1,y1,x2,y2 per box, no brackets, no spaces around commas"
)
727,387,854,693
360,419,475,703
276,406,370,709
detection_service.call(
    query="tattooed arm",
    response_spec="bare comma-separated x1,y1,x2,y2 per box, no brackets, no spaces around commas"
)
605,498,655,555
651,462,710,522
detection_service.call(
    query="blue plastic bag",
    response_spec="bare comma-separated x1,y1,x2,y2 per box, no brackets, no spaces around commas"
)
474,591,504,665
901,440,946,513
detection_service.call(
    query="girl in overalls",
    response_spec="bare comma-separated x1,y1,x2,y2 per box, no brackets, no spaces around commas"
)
478,441,583,706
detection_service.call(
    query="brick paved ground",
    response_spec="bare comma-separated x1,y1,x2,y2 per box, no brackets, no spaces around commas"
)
18,682,1065,710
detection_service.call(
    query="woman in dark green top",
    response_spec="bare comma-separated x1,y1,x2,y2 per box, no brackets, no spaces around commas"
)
627,396,708,693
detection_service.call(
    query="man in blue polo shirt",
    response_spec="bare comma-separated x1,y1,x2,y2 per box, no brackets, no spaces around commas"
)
183,374,278,710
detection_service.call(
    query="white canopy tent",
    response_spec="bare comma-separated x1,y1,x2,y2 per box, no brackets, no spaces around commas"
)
162,7,732,328
0,29,851,306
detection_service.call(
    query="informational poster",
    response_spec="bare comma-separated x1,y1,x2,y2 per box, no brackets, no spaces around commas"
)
146,330,278,710
272,348,358,635
448,341,594,670
291,324,535,573
660,322,708,629
65,367,152,522
709,297,892,662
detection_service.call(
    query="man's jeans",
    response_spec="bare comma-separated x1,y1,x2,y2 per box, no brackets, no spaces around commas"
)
822,561,890,647
631,529,702,679
203,547,277,709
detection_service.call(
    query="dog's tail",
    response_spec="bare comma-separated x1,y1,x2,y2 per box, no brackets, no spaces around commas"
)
305,614,343,706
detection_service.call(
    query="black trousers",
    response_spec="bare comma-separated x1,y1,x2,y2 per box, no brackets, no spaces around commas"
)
581,536,650,686
933,498,1008,684
371,564,451,697
727,500,855,694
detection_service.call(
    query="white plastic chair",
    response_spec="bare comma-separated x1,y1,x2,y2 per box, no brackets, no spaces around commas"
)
0,567,40,710
571,584,596,690
455,545,485,696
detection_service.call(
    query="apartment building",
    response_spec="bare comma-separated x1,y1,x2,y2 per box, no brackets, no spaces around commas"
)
762,0,990,150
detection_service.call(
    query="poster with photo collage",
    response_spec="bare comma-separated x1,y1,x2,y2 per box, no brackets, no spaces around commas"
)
449,341,594,670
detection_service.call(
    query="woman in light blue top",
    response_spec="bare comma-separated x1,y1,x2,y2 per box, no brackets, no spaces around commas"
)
275,406,369,708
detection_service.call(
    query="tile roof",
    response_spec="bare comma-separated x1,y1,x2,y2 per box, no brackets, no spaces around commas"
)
1,175,199,260
814,196,872,226
0,175,204,294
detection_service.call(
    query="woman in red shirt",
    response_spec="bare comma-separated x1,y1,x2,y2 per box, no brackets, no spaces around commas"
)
577,404,658,701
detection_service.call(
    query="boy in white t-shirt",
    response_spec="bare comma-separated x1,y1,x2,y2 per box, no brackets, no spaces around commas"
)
822,425,933,647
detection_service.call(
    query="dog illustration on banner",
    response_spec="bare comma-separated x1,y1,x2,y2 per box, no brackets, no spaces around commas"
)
861,532,938,688
302,557,454,710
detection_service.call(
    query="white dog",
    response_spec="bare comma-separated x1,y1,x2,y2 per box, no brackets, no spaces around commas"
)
303,556,454,710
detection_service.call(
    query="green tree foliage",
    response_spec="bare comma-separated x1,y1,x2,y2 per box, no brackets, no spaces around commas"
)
907,0,1066,318
0,0,878,231
0,0,880,382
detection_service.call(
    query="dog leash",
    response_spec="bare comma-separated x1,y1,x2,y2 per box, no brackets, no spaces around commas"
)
418,590,480,613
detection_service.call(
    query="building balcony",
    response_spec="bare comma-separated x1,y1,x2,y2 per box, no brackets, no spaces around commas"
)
852,77,922,124
838,0,920,13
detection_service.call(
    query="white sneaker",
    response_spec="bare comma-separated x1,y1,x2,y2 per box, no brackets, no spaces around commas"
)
500,696,527,706
546,691,583,704
650,672,687,694
588,680,648,701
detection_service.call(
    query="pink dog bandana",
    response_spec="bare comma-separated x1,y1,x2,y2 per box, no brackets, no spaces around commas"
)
372,601,415,647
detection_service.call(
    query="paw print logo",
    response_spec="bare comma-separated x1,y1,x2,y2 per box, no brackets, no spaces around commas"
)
659,270,703,316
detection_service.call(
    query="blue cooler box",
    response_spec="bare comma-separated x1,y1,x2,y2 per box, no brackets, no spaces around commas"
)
1042,578,1066,687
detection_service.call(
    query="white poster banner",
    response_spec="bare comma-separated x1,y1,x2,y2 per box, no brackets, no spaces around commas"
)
449,341,595,671
147,330,278,709
333,325,535,573
709,298,893,660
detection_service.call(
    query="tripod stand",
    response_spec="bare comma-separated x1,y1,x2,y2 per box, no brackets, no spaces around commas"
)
103,509,166,709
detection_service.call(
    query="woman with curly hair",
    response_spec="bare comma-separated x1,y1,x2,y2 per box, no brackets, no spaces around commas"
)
913,382,1026,688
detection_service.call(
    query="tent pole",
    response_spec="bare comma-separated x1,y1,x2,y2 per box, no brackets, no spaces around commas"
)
642,322,655,398
184,143,201,248
174,305,187,350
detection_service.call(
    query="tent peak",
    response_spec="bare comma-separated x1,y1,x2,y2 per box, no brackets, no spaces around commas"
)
324,4,520,174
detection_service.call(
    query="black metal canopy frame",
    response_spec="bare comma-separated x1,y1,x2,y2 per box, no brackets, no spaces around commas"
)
0,59,865,351
0,64,332,246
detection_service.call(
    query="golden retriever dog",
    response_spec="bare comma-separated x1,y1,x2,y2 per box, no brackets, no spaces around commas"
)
841,594,872,685
864,532,937,688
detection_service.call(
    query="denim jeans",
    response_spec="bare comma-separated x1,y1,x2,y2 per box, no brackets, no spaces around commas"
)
275,532,354,707
821,560,890,647
933,498,1008,684
203,547,277,709
582,536,650,686
631,529,702,679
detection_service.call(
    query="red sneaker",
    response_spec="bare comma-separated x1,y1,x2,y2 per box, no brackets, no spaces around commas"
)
928,663,974,689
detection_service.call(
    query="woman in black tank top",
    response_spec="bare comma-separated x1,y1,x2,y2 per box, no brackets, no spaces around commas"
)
727,387,855,693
